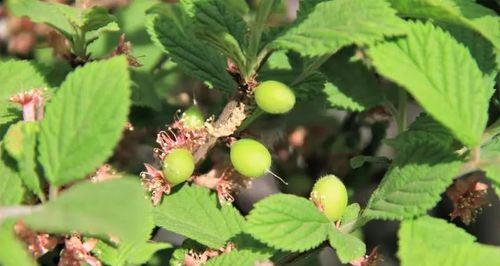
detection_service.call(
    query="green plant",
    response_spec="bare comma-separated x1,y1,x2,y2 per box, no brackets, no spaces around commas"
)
0,0,499,265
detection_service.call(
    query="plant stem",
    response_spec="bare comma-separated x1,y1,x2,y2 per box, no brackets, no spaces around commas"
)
245,0,276,80
292,53,333,85
0,205,41,222
396,88,407,134
237,108,264,132
49,185,59,201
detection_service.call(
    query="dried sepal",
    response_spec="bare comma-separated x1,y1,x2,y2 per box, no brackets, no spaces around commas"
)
111,34,142,67
59,236,101,266
14,220,58,258
446,174,489,225
183,242,235,266
140,163,171,206
10,88,46,121
88,164,120,183
350,247,382,266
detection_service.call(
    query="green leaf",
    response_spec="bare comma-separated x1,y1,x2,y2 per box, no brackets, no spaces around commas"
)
93,240,171,266
387,0,500,50
0,59,47,101
3,122,44,199
350,156,390,169
81,6,117,33
0,220,36,266
0,148,25,206
146,4,237,92
328,227,365,264
340,203,360,225
386,113,454,150
368,21,493,147
153,185,244,249
364,142,462,220
321,49,385,112
7,0,77,39
441,23,498,77
480,136,500,194
271,0,406,56
398,216,500,266
204,250,270,266
245,194,330,252
24,178,153,243
38,57,131,186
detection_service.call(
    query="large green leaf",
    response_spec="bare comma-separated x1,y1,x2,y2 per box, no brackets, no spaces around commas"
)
369,21,493,147
363,119,462,220
93,240,171,266
0,148,24,206
204,250,269,266
387,0,500,50
328,227,365,264
24,178,153,243
321,49,384,111
146,4,237,92
153,185,244,249
245,194,330,252
398,216,500,266
7,0,76,39
0,220,36,266
38,57,131,186
3,122,44,199
271,0,406,56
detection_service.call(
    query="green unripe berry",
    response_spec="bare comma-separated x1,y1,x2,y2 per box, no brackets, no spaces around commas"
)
254,80,296,114
230,139,271,178
162,148,195,185
310,175,348,222
181,106,205,129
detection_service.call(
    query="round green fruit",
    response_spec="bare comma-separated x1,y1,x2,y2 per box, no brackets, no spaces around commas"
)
310,175,348,222
254,80,296,114
163,148,195,185
181,106,205,129
230,139,271,178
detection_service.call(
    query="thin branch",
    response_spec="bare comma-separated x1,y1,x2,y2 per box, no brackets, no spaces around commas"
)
0,205,41,222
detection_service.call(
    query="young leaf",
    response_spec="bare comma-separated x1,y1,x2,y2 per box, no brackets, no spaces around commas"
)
387,0,500,50
398,216,500,266
340,203,361,225
146,4,237,92
364,142,462,220
204,250,270,266
38,57,131,186
7,0,76,39
328,227,366,264
0,220,36,266
153,185,244,249
3,122,44,200
369,21,494,147
81,6,117,33
0,148,25,206
321,49,385,112
245,194,330,252
271,0,406,56
23,178,153,243
93,240,171,266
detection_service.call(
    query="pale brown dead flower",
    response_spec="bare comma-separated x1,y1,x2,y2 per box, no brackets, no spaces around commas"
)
14,220,58,258
89,164,120,183
140,163,171,206
350,247,382,266
59,236,101,266
183,242,235,266
10,88,46,121
446,174,489,225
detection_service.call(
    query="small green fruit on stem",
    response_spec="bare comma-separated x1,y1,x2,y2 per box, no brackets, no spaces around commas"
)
181,106,205,129
310,175,348,222
163,148,195,185
230,138,271,178
254,80,296,114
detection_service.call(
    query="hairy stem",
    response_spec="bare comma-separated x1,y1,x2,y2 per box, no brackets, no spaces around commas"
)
0,205,41,222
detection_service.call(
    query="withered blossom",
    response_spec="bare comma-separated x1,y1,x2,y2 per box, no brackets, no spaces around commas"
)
88,164,120,183
59,236,101,266
111,34,142,67
10,88,45,121
14,220,58,258
183,242,235,266
140,163,171,206
350,247,382,266
446,174,489,225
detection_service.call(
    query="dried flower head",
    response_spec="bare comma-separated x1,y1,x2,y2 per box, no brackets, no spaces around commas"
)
10,88,46,121
183,242,235,266
446,174,489,225
59,236,101,266
88,164,120,183
140,163,171,206
350,247,382,266
112,34,142,67
14,220,58,258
